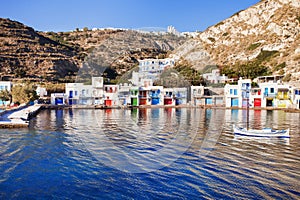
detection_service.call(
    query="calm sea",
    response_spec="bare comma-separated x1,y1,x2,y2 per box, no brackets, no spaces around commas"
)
0,108,299,199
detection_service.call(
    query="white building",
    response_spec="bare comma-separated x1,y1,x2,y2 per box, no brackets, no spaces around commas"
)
202,69,228,84
51,93,68,105
224,79,251,108
103,84,119,106
191,86,205,106
0,81,11,91
131,58,175,86
118,83,131,106
65,77,104,105
291,87,300,109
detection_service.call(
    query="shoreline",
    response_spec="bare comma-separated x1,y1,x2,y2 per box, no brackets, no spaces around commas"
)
41,104,300,113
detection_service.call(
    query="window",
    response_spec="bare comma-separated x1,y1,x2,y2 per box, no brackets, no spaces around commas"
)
270,88,274,93
234,89,237,95
75,91,78,96
230,89,233,94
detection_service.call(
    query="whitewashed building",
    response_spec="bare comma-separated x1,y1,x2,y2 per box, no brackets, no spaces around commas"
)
65,77,104,105
191,86,205,106
51,93,68,105
131,58,175,86
224,79,251,108
103,84,119,106
202,69,228,84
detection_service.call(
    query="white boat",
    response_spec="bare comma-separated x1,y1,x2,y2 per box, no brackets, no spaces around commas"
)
233,82,290,139
233,125,290,138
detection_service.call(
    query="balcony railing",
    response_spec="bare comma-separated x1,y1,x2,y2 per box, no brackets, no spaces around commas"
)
263,93,276,98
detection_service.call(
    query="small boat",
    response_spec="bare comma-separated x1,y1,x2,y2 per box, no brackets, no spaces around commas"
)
233,125,290,138
233,82,290,139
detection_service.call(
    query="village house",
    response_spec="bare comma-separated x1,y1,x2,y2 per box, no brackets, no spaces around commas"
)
131,58,175,86
65,77,104,105
202,69,229,84
224,79,251,108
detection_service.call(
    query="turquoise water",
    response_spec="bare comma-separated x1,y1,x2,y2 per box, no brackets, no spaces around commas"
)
0,108,300,199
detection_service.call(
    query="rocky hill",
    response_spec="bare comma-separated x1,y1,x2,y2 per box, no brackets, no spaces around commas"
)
0,18,79,82
171,0,300,81
0,18,187,82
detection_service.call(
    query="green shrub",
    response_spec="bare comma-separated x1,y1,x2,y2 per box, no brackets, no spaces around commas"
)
273,62,286,71
247,42,261,51
256,50,279,63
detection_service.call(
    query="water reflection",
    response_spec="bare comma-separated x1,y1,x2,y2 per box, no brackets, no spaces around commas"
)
1,108,300,199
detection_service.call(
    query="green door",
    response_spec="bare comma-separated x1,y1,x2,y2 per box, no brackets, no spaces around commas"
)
131,98,138,106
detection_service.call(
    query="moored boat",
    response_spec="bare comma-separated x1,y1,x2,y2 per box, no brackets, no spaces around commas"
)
233,125,290,138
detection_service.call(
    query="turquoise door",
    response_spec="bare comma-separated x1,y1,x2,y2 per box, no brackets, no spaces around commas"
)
231,98,239,107
205,98,213,105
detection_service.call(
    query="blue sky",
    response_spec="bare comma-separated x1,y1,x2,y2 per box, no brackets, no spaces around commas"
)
1,0,260,32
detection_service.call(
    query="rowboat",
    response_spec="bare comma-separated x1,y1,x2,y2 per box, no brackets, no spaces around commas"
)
233,125,290,138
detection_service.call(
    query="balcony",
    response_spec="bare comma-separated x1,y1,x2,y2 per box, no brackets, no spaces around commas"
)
263,93,276,98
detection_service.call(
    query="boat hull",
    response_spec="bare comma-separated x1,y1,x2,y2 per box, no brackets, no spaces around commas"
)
233,125,290,138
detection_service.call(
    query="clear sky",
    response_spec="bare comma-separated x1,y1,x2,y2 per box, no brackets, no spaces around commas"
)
1,0,260,32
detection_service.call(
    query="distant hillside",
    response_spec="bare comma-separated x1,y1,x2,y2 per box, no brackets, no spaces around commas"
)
41,29,187,82
0,18,187,82
0,18,78,82
171,0,300,81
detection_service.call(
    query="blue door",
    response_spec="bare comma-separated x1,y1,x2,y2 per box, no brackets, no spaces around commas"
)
205,98,213,105
231,98,239,107
152,98,160,105
55,98,63,105
176,99,182,105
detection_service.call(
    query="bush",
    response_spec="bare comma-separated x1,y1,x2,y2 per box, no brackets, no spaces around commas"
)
247,42,261,51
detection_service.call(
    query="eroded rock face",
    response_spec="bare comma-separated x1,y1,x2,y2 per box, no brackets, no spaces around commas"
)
0,18,187,82
171,0,300,80
0,18,79,81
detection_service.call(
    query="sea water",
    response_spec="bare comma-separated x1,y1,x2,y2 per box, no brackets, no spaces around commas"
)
0,108,299,199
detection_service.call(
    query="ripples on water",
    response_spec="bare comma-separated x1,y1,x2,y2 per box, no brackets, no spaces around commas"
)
0,108,299,199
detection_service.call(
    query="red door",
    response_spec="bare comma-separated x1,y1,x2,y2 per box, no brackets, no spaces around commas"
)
254,98,261,107
164,98,173,105
139,99,147,105
105,99,112,106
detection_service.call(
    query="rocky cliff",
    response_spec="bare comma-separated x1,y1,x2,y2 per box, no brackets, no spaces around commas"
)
0,18,79,81
0,18,187,82
171,0,300,81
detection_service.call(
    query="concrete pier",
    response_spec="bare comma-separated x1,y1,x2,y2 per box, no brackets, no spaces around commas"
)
0,105,42,128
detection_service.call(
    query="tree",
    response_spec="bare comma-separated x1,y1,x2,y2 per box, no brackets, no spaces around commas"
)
11,83,38,104
0,89,12,106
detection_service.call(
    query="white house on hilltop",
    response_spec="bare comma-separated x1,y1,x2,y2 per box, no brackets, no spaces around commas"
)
202,69,229,84
131,58,175,86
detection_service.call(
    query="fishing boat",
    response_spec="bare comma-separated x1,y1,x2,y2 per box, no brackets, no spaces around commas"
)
233,81,290,138
233,125,290,138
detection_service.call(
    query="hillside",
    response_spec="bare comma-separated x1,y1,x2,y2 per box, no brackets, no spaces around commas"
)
41,29,187,82
0,18,187,82
0,18,79,82
171,0,300,81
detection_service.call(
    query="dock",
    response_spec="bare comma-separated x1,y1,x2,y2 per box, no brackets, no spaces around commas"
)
0,105,42,128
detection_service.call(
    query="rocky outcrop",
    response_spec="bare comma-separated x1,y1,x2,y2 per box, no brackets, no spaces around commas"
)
0,18,187,82
171,0,300,81
0,18,79,81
